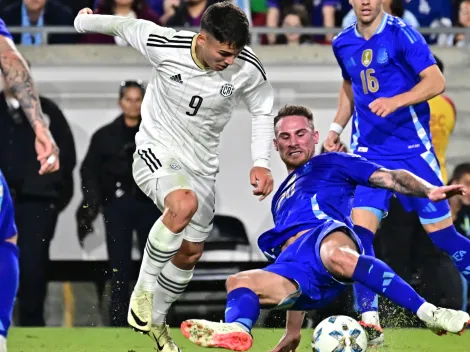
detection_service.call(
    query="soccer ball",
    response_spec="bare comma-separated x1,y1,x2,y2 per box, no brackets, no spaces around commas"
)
312,315,368,352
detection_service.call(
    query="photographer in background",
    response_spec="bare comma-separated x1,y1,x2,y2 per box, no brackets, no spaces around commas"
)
0,62,76,326
76,81,161,326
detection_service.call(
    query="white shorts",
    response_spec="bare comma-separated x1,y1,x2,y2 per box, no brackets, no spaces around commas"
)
132,144,215,242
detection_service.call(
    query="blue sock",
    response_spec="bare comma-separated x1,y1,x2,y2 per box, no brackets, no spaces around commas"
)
224,288,260,332
353,226,379,314
0,242,19,337
352,255,425,314
428,225,470,281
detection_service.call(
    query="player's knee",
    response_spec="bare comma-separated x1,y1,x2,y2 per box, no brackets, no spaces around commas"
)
163,189,198,232
325,246,359,279
226,272,256,293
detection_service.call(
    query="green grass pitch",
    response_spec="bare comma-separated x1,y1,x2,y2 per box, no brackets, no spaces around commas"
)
7,327,470,351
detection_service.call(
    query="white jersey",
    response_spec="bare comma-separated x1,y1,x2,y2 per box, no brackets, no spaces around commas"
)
75,15,274,176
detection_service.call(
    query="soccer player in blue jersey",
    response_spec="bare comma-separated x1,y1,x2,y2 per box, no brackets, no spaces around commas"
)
324,0,470,346
179,105,470,352
0,18,59,352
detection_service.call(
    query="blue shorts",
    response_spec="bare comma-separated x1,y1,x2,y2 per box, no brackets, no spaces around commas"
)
353,152,451,224
0,172,17,241
262,221,364,311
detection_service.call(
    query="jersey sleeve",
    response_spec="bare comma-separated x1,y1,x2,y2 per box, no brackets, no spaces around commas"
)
338,153,383,186
397,24,436,76
0,18,13,40
332,39,351,81
239,51,275,169
74,14,176,64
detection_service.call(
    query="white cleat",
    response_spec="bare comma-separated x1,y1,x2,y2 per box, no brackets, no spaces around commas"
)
424,307,470,336
127,290,153,333
149,323,181,352
0,335,6,352
181,319,253,351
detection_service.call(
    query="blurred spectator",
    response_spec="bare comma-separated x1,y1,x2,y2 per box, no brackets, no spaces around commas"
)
0,62,76,326
251,0,268,26
0,0,79,45
276,4,311,45
342,0,419,28
82,0,159,45
0,0,77,45
449,163,470,238
452,0,470,47
76,81,162,326
266,0,341,44
164,0,218,27
405,0,453,45
428,55,456,184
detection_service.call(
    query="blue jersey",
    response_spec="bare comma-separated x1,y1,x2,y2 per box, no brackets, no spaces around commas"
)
0,18,12,40
332,14,437,160
0,170,17,241
258,153,381,260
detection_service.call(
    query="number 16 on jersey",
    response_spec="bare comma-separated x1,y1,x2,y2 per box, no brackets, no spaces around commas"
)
360,69,379,94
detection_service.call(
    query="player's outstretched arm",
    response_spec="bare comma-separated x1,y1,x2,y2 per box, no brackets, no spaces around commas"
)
74,8,171,58
324,79,354,152
369,168,466,201
0,35,59,174
270,311,304,352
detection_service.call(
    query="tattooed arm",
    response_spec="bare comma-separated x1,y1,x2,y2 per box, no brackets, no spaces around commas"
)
369,168,435,197
0,35,59,174
369,168,466,201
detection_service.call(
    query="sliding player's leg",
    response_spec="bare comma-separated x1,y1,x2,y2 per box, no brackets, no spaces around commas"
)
0,174,19,352
180,227,350,351
320,227,470,336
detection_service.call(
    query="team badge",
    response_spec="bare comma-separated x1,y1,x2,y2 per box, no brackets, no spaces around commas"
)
377,47,388,64
361,49,373,67
220,83,234,97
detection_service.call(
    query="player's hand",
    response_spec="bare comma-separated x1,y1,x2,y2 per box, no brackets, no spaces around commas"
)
270,332,301,352
427,184,467,202
369,97,401,118
250,166,273,201
78,7,93,15
323,131,342,152
34,125,60,175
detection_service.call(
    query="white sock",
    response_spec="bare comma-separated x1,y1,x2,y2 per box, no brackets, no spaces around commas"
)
416,302,437,323
135,218,183,292
361,311,381,326
152,261,193,324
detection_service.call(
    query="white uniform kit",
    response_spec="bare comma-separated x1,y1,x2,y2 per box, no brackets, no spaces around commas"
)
74,15,274,242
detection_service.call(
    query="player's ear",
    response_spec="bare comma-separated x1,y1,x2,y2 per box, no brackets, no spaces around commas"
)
273,138,278,151
197,32,207,47
313,130,319,144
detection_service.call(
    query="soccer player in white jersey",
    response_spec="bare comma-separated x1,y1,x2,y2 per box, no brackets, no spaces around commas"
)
74,3,274,351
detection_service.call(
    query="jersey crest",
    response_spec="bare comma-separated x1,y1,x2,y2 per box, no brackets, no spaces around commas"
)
220,83,234,97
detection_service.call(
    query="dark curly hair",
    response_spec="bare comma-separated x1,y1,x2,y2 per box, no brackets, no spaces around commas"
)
96,0,148,15
200,2,250,49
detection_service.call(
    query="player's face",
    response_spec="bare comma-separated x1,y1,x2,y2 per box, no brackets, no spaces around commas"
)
119,87,143,119
274,115,319,170
198,33,242,71
349,0,384,25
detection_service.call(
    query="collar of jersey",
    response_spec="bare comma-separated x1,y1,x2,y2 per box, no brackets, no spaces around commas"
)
191,34,210,71
354,12,389,39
